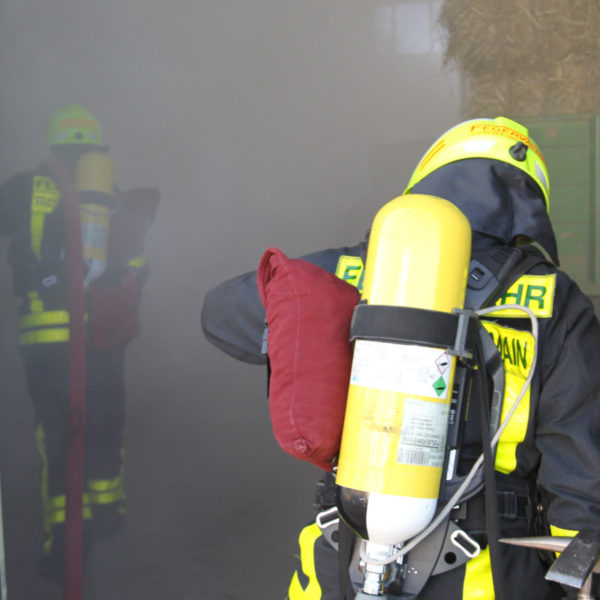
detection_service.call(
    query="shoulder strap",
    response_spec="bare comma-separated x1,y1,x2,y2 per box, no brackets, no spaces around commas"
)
466,245,550,310
465,245,549,600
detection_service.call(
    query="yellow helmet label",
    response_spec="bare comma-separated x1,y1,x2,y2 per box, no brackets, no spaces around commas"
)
55,117,99,133
469,122,546,166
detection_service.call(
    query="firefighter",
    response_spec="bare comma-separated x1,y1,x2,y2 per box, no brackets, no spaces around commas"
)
0,104,160,582
201,116,600,599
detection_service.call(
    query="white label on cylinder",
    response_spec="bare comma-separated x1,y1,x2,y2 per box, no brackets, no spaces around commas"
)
350,340,452,399
396,397,449,467
81,221,109,248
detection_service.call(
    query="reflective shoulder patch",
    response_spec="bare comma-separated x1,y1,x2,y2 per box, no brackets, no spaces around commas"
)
32,175,60,213
31,176,61,259
482,321,534,474
488,273,556,318
481,321,534,378
335,255,364,291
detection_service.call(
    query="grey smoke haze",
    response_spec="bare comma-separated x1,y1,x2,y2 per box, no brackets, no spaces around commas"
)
0,1,460,598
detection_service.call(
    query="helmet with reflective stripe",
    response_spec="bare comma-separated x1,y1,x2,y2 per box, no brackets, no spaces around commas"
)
405,116,550,212
46,104,103,147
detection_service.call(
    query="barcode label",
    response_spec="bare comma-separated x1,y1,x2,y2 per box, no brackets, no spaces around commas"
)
396,397,448,467
397,448,429,466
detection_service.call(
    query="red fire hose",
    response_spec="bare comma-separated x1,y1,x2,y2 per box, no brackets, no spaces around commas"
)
47,156,86,600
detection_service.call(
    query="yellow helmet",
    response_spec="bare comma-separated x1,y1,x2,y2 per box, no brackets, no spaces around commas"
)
405,117,550,212
46,104,103,147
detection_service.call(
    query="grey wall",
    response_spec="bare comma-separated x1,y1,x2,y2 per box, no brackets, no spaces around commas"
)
0,1,461,598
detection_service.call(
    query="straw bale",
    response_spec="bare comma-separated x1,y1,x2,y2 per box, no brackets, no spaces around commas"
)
462,56,600,118
438,0,600,116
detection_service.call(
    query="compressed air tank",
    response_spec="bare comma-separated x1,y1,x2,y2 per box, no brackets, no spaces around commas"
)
76,151,114,287
336,194,471,546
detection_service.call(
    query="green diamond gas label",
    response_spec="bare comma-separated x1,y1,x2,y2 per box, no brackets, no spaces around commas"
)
432,376,447,397
350,340,452,400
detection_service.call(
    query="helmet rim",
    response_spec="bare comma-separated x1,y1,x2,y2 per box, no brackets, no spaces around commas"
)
46,104,103,147
405,117,550,212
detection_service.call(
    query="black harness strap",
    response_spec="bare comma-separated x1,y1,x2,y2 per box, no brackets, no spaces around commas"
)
350,304,478,362
477,331,506,600
338,520,357,600
468,245,552,310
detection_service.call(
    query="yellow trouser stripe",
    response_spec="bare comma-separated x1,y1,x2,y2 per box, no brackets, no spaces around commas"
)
36,423,53,553
463,546,494,600
44,505,93,527
88,475,123,492
87,474,124,505
87,490,124,505
36,426,93,553
288,523,322,599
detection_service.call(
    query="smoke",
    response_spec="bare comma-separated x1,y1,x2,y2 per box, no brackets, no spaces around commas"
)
0,1,460,598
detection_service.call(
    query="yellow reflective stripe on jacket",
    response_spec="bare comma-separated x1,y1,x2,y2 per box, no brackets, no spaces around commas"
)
487,274,556,318
288,522,322,600
482,321,534,474
27,290,44,313
334,255,364,292
20,291,69,345
463,546,494,600
30,175,60,260
550,524,578,538
549,525,578,558
19,307,88,345
19,328,70,345
20,310,69,329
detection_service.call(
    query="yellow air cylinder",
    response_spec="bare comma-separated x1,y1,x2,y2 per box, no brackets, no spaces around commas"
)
76,151,114,194
76,152,114,286
336,194,471,545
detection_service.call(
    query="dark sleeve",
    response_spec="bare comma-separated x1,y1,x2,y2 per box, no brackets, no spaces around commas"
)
534,271,600,531
0,171,33,237
109,187,160,263
104,187,160,286
200,243,365,364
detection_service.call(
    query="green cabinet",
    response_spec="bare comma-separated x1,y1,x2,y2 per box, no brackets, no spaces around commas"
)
525,115,600,295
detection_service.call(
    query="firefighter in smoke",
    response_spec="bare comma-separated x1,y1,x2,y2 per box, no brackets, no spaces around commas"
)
0,104,159,581
201,116,600,599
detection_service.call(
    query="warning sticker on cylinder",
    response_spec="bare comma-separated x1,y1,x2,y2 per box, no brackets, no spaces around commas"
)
349,340,453,399
396,398,449,467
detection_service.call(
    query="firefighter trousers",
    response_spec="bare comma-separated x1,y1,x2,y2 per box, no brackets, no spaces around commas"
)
21,342,127,577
